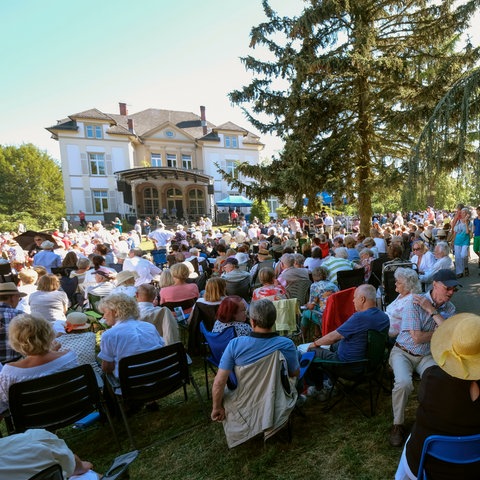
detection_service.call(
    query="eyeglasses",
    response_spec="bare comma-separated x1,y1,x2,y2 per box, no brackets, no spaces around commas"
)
440,283,458,293
412,247,421,251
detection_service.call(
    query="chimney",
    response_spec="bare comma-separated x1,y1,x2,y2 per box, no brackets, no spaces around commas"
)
127,118,134,133
200,105,207,135
119,102,128,116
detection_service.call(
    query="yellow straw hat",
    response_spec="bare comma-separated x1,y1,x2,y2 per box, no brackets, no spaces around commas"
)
431,313,480,380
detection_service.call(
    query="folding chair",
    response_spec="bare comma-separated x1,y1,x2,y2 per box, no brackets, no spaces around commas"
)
107,343,205,449
199,322,237,399
59,276,79,307
311,329,388,417
286,278,312,306
8,364,118,445
417,433,480,480
225,275,252,302
321,287,356,336
273,298,301,341
337,267,365,290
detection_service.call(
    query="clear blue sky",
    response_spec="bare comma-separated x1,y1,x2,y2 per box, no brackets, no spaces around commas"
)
1,0,478,162
0,0,300,160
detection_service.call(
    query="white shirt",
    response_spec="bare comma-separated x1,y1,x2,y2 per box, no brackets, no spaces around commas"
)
123,256,161,286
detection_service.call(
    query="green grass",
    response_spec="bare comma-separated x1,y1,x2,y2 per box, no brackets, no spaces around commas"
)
55,358,414,480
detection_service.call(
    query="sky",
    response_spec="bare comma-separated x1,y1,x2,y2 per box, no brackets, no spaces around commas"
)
1,1,479,163
0,0,301,161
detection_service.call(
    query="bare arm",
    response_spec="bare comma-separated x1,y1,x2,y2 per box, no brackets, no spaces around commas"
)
307,330,343,351
101,360,115,374
211,368,230,422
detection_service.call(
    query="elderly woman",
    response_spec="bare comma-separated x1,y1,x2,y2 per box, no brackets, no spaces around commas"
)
304,247,324,272
410,240,435,275
97,293,164,377
16,268,38,313
386,268,421,339
57,312,102,376
110,270,138,297
69,257,91,293
418,241,454,290
252,267,287,302
28,274,69,324
359,248,375,282
83,267,116,304
159,263,199,314
300,266,338,340
0,314,78,412
211,295,252,337
395,313,480,480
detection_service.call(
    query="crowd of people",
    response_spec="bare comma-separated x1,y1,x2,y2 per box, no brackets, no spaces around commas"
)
0,202,479,477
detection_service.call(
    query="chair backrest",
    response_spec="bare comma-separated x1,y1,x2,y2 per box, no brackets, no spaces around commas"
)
118,343,190,404
141,307,180,346
321,287,356,336
151,249,168,267
383,270,398,306
199,322,236,367
187,301,221,355
189,257,200,274
87,293,103,314
368,257,388,289
161,297,197,313
273,298,299,333
187,273,207,293
417,434,480,480
60,276,79,305
337,267,365,291
225,275,252,302
366,329,388,370
9,364,101,433
285,278,312,305
28,464,64,480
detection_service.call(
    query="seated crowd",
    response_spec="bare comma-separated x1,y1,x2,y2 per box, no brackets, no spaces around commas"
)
0,204,477,478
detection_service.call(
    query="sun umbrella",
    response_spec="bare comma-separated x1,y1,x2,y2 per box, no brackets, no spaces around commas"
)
15,230,63,250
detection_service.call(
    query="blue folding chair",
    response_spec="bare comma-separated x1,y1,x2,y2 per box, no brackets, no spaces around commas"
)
417,433,480,480
199,321,237,398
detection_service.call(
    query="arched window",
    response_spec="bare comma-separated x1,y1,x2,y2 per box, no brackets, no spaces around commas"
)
143,187,159,215
188,189,205,215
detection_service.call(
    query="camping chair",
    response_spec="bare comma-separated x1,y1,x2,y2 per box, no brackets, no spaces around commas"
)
273,298,302,341
222,350,297,448
199,322,237,399
151,249,167,268
187,300,221,356
8,364,118,446
311,329,388,417
286,278,312,306
28,450,139,480
417,433,480,480
187,272,208,293
225,275,252,302
141,306,180,346
106,343,205,449
368,257,388,289
337,267,365,290
321,287,356,336
59,276,79,308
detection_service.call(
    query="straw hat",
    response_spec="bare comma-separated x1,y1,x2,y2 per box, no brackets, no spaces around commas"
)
257,248,272,260
65,312,90,332
431,313,480,380
115,270,138,286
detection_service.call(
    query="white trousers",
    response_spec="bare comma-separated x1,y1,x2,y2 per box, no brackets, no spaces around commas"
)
389,346,436,425
454,244,469,275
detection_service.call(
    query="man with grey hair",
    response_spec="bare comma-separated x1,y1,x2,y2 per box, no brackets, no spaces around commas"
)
418,241,454,290
123,248,161,286
277,253,310,288
305,284,389,396
211,298,299,423
321,247,354,284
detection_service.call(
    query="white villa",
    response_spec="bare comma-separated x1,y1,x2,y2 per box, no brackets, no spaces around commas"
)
46,103,263,223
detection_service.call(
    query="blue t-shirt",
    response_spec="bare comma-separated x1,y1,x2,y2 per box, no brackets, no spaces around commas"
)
474,218,480,237
219,333,300,376
336,308,389,362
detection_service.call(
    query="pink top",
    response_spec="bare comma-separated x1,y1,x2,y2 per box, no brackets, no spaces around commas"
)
160,283,199,313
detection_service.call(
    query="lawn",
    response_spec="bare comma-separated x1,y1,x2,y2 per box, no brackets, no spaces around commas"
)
47,358,414,480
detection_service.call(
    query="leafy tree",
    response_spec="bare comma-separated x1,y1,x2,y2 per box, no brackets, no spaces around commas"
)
250,199,270,223
0,144,65,229
223,0,480,234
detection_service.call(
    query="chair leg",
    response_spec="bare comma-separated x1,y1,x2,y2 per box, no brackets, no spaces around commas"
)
116,396,136,450
203,357,210,400
190,375,210,419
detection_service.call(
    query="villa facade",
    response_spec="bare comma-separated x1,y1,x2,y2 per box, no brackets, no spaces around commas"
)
47,103,263,223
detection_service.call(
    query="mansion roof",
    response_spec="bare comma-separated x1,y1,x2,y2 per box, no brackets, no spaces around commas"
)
46,107,263,146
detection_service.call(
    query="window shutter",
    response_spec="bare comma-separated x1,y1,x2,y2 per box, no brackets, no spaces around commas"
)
106,155,113,175
84,190,93,213
81,153,89,175
108,191,117,212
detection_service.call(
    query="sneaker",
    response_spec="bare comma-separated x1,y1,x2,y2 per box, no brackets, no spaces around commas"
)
389,424,406,447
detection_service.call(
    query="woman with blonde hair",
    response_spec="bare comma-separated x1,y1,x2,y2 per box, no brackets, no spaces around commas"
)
16,268,38,313
28,274,69,325
410,240,434,275
159,263,199,314
0,314,78,411
188,277,226,354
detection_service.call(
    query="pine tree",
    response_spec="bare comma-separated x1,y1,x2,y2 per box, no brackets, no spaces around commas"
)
226,0,480,233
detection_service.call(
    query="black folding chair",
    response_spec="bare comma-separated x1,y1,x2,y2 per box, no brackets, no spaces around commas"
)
8,364,118,446
107,343,206,448
337,267,365,290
